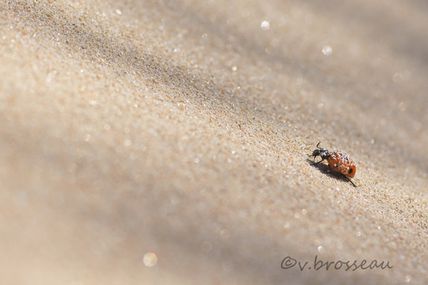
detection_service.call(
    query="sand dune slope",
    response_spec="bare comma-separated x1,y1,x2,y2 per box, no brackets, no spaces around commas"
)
0,1,427,284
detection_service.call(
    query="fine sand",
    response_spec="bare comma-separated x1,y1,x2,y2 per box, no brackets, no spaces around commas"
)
1,1,427,284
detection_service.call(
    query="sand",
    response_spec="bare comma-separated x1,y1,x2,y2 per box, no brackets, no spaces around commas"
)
1,0,427,284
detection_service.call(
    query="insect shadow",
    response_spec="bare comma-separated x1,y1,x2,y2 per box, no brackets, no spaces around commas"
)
306,158,356,186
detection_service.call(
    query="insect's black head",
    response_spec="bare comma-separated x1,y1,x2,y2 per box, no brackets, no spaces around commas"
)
312,142,330,160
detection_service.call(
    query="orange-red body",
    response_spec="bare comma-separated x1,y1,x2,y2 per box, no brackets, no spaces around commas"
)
327,151,356,178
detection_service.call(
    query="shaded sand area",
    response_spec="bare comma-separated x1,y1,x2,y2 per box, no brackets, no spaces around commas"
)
1,1,427,284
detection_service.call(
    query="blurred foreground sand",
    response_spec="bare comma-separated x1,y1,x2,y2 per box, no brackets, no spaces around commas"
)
1,1,427,284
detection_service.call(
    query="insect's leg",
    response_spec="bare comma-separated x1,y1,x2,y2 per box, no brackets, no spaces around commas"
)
344,175,357,187
313,158,325,165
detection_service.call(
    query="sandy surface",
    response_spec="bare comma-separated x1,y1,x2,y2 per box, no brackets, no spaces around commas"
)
1,0,427,284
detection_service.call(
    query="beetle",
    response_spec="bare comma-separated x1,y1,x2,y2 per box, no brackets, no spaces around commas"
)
311,142,357,187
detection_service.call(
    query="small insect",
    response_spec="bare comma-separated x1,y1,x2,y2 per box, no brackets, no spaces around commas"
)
311,142,357,187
